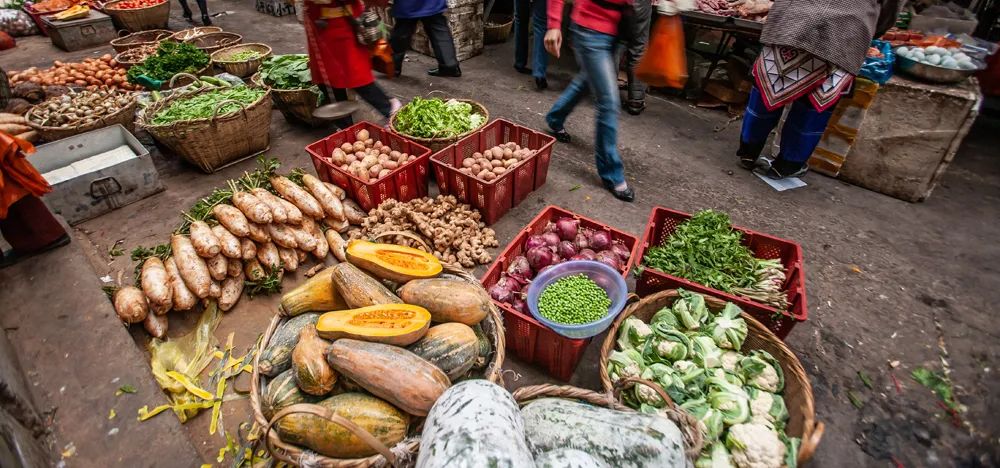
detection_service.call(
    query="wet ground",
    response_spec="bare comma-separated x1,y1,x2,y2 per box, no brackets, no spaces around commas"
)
1,0,998,466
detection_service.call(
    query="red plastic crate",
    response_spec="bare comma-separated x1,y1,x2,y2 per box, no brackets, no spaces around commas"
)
635,207,807,339
431,119,554,225
480,205,641,381
306,122,432,212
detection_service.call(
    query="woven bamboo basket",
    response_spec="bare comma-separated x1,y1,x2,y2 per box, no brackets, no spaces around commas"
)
158,67,212,90
211,43,272,78
483,14,513,44
185,32,243,55
25,93,138,142
251,261,507,467
389,98,489,153
113,43,159,69
103,0,170,32
512,379,704,462
139,85,272,173
597,289,824,465
251,72,326,127
110,29,171,53
168,26,222,42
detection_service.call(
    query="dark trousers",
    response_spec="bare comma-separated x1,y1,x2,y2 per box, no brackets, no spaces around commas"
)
621,0,652,102
177,0,207,17
514,0,548,78
320,82,393,128
390,14,459,72
741,87,834,166
0,195,66,260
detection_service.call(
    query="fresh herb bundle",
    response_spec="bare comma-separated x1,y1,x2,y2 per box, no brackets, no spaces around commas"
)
127,41,209,83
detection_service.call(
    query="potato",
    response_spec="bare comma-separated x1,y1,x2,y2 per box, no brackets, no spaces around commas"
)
477,169,491,179
482,148,493,159
140,257,172,315
361,154,378,168
189,221,222,258
389,150,401,159
207,253,229,281
114,286,148,324
505,158,518,168
219,274,243,312
380,146,391,155
373,141,383,150
462,158,475,168
472,164,481,173
397,153,408,163
211,225,242,259
503,148,514,159
356,128,370,141
492,166,506,175
353,141,366,153
364,138,374,147
382,159,399,170
143,311,168,338
340,142,354,153
346,153,358,164
332,148,348,164
459,167,472,175
165,257,197,311
171,235,213,299
378,169,390,179
472,152,483,159
357,170,370,182
369,164,382,177
408,155,416,161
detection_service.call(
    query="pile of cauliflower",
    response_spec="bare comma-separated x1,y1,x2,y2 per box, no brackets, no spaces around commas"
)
608,289,799,468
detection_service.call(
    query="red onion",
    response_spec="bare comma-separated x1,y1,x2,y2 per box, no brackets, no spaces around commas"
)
595,250,621,270
507,256,532,279
489,278,515,303
579,249,597,260
610,242,631,261
541,232,560,247
574,232,590,251
555,218,579,241
510,297,528,314
557,240,578,259
543,222,557,234
590,230,612,251
524,235,547,251
526,246,555,271
570,254,588,261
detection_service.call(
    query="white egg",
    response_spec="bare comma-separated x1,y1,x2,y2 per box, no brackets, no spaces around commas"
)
958,60,978,70
897,46,910,56
912,50,926,61
926,46,946,55
953,52,969,61
941,57,959,69
946,47,960,54
926,54,942,65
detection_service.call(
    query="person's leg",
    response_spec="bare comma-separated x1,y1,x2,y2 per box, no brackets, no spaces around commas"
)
513,0,531,73
767,96,834,177
422,14,461,75
177,0,193,21
530,0,549,85
577,33,627,195
0,195,69,265
738,86,785,168
389,17,418,76
194,0,210,24
624,0,652,114
354,82,394,118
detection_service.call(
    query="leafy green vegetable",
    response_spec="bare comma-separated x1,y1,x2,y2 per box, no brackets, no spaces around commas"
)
227,50,262,62
116,384,137,396
127,41,209,83
911,367,961,412
130,243,171,286
393,97,486,139
708,303,748,350
258,54,322,105
150,86,265,125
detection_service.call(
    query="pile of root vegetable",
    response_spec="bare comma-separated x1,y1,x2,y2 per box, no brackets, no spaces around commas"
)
114,158,370,337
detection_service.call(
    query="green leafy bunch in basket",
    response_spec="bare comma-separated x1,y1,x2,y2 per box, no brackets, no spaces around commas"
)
393,97,486,139
127,41,209,84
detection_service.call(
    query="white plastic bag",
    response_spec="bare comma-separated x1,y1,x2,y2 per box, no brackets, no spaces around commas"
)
0,9,38,37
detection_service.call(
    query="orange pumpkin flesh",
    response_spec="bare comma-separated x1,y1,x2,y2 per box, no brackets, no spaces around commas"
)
346,240,443,283
316,304,431,346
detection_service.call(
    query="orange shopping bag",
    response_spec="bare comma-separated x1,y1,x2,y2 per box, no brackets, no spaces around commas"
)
635,15,688,89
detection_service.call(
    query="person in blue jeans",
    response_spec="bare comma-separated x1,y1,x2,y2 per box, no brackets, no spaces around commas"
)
513,0,549,90
544,0,634,201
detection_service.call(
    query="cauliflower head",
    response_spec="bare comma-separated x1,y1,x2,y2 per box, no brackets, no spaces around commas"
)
726,423,785,468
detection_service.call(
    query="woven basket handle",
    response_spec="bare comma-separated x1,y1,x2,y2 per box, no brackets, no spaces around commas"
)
264,403,398,467
211,98,249,121
612,377,675,407
797,420,824,464
168,72,200,89
371,230,432,253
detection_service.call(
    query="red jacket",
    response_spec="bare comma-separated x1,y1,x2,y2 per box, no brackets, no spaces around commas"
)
547,0,631,36
303,0,374,89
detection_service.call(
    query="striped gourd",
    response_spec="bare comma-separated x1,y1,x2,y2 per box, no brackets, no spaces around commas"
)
407,322,479,380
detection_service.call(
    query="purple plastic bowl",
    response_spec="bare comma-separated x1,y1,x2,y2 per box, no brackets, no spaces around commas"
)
526,260,629,339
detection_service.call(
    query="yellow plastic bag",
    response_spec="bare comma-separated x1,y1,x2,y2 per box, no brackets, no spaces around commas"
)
148,302,222,422
636,15,688,89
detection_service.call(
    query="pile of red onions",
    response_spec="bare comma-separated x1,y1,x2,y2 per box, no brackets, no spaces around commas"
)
488,218,631,314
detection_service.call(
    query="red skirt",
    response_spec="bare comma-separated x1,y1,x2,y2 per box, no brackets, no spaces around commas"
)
304,1,374,89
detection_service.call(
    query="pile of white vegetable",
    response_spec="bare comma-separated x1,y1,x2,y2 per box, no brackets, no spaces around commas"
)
114,159,369,337
608,289,800,468
896,45,980,70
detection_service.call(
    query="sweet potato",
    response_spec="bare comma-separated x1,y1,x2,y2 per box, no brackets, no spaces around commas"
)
271,176,324,219
323,217,350,233
257,242,281,270
209,281,222,298
278,246,299,272
342,199,367,225
170,235,213,299
232,191,273,224
251,188,289,224
268,223,298,249
140,257,172,315
278,197,304,225
189,221,222,258
290,222,317,253
306,219,329,259
213,204,251,237
241,238,257,260
212,225,242,259
165,257,197,311
227,257,243,277
326,230,347,262
144,311,168,338
323,181,347,200
114,286,148,324
220,274,243,311
245,258,267,281
297,249,308,263
302,174,345,221
248,222,271,243
207,253,228,281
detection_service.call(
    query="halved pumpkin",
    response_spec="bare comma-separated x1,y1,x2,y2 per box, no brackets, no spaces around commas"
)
316,304,431,346
346,240,443,283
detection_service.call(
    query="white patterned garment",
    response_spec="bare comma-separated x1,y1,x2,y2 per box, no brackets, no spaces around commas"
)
751,45,854,112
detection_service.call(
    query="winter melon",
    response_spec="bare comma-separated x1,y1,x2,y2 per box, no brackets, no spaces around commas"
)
535,448,610,468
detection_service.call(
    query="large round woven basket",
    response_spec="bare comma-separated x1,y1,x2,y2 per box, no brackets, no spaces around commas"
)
185,32,243,55
389,99,489,153
512,381,704,462
484,14,513,44
139,85,272,173
158,67,212,90
103,0,170,32
251,72,327,127
597,289,824,465
25,93,138,142
110,29,171,53
114,43,159,69
211,43,272,78
168,26,222,42
250,262,507,467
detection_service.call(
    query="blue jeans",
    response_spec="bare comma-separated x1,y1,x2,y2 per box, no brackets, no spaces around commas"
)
513,0,548,78
741,87,834,164
546,25,625,186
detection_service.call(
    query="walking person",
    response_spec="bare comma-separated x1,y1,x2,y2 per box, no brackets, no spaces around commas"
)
303,0,401,124
177,0,211,25
513,0,549,90
389,0,462,77
620,0,652,114
737,0,901,179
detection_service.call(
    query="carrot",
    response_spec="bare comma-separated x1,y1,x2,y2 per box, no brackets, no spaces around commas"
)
302,174,345,221
213,204,251,237
212,224,242,259
227,257,243,277
247,222,271,243
271,176,324,219
240,238,257,260
219,274,243,311
267,223,298,249
244,258,266,281
144,311,168,338
323,181,347,200
189,220,222,258
277,246,298,272
232,191,273,224
114,286,148,324
250,188,289,224
342,198,367,225
170,235,213,299
325,230,347,262
165,257,197,311
207,253,228,281
140,257,172,315
278,197,304,225
257,242,280,270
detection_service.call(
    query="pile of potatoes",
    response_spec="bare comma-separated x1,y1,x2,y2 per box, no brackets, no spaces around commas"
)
329,128,418,183
458,142,537,181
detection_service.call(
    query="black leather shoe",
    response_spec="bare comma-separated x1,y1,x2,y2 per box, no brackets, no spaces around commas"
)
535,77,548,90
428,66,461,77
610,186,635,202
737,140,766,170
624,99,645,115
547,128,570,143
514,65,532,75
202,14,212,26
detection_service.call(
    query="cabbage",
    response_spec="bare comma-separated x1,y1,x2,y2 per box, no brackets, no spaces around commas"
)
708,303,748,350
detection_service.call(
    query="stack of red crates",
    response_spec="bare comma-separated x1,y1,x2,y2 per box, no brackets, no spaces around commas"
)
305,122,432,212
635,207,807,339
480,206,640,381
